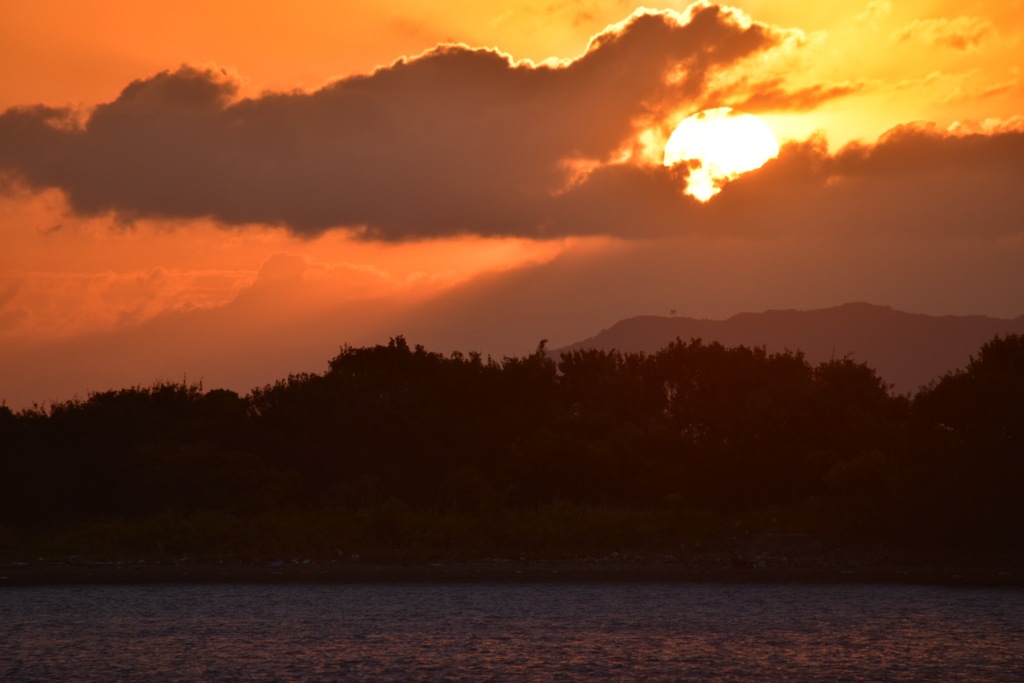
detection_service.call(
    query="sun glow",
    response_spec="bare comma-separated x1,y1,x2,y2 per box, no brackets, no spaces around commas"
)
663,108,780,201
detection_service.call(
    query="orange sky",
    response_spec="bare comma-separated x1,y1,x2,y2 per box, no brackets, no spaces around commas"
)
1,1,1023,408
4,1,1021,143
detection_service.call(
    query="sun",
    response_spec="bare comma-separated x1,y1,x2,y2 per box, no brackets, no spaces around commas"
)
663,107,780,201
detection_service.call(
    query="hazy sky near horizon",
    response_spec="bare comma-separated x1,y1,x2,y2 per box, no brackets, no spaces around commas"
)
2,0,1023,407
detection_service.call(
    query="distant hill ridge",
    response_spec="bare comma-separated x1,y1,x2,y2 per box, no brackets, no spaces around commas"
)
556,302,1024,394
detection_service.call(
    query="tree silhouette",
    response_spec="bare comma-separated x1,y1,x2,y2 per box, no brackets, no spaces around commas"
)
1,333,1020,554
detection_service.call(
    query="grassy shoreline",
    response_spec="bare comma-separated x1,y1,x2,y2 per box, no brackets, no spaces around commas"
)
3,503,1021,587
4,545,1022,587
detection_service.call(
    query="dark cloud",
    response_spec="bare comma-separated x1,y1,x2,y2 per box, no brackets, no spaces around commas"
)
0,5,784,239
1,5,1020,243
703,77,863,113
541,124,1024,242
678,125,1024,243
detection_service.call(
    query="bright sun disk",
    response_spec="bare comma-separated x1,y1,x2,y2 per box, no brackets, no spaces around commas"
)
663,107,779,201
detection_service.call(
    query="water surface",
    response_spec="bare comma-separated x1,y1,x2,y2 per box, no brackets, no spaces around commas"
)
2,582,1022,681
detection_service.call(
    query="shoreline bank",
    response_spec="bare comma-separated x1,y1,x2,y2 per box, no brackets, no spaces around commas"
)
4,555,1022,587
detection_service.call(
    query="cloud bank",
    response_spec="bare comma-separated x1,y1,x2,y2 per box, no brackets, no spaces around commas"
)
5,3,1015,243
2,4,793,239
1,2,1023,410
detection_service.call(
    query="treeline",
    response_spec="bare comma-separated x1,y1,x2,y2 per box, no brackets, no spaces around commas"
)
1,334,1021,556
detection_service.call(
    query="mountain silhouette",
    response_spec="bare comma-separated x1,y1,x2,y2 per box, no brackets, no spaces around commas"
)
556,302,1024,394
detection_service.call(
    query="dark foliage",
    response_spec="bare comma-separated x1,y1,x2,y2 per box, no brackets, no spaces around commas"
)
1,334,1021,553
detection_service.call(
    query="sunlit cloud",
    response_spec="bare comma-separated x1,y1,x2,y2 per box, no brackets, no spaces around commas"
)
892,16,995,51
0,5,797,240
855,0,892,26
0,190,570,343
1,1,1023,411
701,77,864,114
0,267,254,341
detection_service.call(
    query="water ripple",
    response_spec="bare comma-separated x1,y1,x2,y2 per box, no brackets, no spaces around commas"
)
2,582,1022,681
